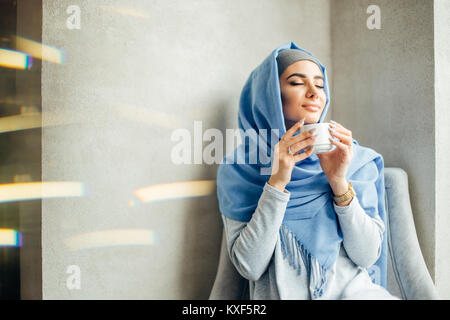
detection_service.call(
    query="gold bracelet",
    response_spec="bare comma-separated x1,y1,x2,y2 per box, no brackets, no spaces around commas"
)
333,182,355,205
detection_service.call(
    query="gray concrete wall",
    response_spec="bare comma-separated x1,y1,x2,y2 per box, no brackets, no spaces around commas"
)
435,0,450,299
42,0,331,299
330,0,436,282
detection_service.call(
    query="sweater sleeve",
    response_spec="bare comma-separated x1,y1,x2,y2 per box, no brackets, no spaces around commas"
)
334,196,385,268
221,182,290,281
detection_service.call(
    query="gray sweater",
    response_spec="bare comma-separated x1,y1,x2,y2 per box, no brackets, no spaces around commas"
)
222,182,400,300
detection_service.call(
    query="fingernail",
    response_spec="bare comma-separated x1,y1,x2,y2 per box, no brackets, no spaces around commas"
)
309,128,316,133
329,127,335,133
299,118,306,124
330,120,336,124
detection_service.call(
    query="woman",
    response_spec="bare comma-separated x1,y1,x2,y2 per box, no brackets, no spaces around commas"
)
216,41,399,300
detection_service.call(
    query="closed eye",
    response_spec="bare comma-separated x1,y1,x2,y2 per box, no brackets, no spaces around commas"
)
291,82,324,89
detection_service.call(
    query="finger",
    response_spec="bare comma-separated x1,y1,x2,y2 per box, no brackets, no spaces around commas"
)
329,127,352,145
281,118,306,142
330,123,350,136
329,137,349,151
330,121,351,136
293,145,314,162
289,134,317,154
286,127,317,148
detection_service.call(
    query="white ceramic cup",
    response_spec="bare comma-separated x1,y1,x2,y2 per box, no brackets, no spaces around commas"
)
300,123,333,154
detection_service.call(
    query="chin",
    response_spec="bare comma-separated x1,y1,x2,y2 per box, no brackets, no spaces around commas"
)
304,115,321,124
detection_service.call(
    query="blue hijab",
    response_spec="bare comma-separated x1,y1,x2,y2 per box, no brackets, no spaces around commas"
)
216,41,387,298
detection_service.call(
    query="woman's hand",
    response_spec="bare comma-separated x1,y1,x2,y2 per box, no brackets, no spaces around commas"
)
317,120,354,194
268,119,317,192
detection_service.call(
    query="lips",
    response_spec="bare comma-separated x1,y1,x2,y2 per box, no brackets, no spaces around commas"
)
302,104,321,112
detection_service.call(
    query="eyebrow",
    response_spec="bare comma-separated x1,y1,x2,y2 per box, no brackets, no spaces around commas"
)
287,73,323,80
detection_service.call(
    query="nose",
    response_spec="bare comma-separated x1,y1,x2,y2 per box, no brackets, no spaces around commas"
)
305,83,320,98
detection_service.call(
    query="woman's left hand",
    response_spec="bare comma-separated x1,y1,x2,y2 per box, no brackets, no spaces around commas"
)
317,120,354,184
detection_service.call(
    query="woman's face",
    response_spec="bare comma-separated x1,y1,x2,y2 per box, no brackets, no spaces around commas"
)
279,60,326,130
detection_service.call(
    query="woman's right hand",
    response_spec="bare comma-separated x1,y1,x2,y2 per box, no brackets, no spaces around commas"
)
268,119,317,192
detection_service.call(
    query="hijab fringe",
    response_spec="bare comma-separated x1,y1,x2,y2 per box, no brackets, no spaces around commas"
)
280,224,328,298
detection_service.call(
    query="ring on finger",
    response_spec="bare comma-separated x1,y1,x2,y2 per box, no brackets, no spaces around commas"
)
288,145,295,155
